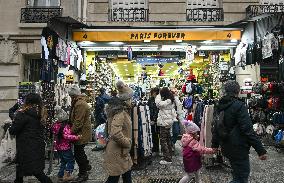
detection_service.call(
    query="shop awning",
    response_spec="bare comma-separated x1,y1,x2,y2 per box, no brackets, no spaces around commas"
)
51,16,88,28
73,29,241,42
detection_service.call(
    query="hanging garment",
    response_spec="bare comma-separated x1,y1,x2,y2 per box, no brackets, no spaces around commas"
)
132,107,139,164
262,33,274,59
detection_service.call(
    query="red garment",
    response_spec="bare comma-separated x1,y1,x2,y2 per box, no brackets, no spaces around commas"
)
52,122,80,151
187,113,193,121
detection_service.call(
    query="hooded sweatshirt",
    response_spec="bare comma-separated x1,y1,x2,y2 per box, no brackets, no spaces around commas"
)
52,121,80,151
181,133,214,173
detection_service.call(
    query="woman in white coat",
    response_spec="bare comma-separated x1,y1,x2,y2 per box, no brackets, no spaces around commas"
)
155,87,177,165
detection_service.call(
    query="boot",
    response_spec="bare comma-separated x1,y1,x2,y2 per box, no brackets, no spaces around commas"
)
63,171,74,182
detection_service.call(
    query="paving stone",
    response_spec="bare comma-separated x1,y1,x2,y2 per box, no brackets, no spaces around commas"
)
0,143,283,183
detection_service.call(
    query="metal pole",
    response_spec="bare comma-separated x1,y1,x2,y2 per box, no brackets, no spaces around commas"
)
47,134,54,175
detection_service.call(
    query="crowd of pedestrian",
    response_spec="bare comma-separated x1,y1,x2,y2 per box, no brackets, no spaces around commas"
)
7,80,267,183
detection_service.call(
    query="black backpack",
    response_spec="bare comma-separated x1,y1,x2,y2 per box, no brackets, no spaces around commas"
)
213,110,229,140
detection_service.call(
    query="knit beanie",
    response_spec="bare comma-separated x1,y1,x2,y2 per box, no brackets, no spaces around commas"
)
68,85,81,96
183,120,200,134
54,106,69,122
224,80,240,96
116,81,133,101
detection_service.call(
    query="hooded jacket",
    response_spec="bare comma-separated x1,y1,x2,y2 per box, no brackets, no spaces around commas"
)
181,134,214,173
155,94,177,127
212,96,267,160
9,106,46,177
103,97,133,176
52,122,80,151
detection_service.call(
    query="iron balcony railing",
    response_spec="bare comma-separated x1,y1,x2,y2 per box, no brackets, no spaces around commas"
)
186,8,224,22
20,7,63,23
109,8,149,22
246,5,284,19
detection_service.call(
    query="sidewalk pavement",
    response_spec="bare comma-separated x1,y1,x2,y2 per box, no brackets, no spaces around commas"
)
0,141,283,183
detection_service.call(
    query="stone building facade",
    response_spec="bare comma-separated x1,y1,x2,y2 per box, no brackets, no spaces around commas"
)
0,0,283,122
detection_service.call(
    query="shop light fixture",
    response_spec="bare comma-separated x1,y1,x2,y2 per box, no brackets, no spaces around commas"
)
144,40,151,43
108,42,124,45
201,40,213,44
231,39,238,43
198,45,236,50
176,40,183,43
77,41,96,47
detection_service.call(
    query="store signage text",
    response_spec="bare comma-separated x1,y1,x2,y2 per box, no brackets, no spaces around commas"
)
130,32,186,40
73,30,241,42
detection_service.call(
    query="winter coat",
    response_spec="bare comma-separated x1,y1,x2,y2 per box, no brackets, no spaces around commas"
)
174,96,185,123
155,94,177,128
9,102,20,120
70,96,92,145
52,121,80,151
148,96,159,122
9,106,46,177
95,93,111,126
181,134,214,173
103,98,133,176
212,96,267,160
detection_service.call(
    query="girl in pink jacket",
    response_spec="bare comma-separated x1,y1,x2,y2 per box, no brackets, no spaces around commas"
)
52,106,81,182
179,120,216,183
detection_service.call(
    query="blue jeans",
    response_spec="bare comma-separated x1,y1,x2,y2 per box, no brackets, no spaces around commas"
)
172,121,180,145
57,149,75,178
228,157,250,183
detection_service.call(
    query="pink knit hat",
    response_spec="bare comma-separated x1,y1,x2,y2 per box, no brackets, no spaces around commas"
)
183,120,200,134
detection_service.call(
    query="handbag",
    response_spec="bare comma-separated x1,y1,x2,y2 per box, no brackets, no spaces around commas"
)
0,129,16,163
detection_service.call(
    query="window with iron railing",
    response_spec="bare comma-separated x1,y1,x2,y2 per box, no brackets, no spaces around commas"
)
109,0,149,22
186,0,224,21
27,0,60,7
21,0,62,23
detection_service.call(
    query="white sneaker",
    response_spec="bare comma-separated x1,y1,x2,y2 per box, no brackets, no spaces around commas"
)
159,160,172,165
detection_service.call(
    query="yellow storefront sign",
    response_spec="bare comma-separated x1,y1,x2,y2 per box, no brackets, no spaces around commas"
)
73,30,241,42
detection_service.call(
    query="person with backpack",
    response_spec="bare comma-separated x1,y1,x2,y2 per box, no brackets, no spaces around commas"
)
52,106,82,182
212,80,267,183
155,87,177,165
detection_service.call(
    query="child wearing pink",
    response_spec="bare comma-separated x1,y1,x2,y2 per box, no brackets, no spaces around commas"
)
179,120,216,183
52,106,81,182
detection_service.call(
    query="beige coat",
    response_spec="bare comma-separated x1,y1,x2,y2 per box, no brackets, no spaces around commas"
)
70,96,92,145
104,104,133,176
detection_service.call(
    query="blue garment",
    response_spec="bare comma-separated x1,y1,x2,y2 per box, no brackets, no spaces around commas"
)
172,121,180,144
57,149,75,178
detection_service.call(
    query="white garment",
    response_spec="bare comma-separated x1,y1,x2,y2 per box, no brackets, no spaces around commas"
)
234,43,248,66
155,94,177,127
41,36,49,59
262,33,274,59
179,171,200,183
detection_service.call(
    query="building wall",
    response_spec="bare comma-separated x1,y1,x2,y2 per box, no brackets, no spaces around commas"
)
0,0,82,122
86,0,261,26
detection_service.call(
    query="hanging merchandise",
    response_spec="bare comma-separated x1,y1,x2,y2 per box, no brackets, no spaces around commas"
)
185,45,197,62
127,46,133,61
262,33,274,59
234,42,248,67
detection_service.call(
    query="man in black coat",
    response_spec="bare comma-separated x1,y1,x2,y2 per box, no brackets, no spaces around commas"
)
212,81,267,183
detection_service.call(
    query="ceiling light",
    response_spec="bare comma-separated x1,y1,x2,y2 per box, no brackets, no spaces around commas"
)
176,40,183,43
108,42,124,45
144,40,151,43
201,40,213,44
231,39,238,43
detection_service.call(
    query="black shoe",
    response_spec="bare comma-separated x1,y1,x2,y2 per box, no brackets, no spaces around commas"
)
71,174,88,183
87,164,92,171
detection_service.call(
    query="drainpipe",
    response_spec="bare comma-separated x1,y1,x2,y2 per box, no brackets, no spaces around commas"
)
78,0,82,21
83,0,87,23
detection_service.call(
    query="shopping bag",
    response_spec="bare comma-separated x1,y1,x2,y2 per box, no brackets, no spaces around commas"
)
95,123,108,148
0,129,16,163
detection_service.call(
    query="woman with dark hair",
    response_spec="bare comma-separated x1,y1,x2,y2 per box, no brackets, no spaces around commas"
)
155,87,177,165
9,93,53,183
